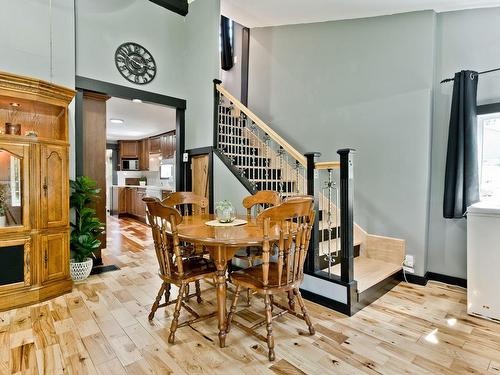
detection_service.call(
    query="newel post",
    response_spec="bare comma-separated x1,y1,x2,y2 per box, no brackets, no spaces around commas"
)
338,148,355,283
304,152,321,273
213,79,222,150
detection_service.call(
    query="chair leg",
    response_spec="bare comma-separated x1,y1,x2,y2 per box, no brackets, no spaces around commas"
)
287,290,295,312
195,280,202,304
227,285,241,333
185,283,190,301
264,294,275,361
269,295,274,314
294,288,315,335
149,282,166,321
164,283,171,304
168,283,186,344
246,289,252,306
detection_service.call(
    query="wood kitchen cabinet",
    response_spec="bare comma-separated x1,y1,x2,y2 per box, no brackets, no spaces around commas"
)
149,136,161,154
139,139,149,171
161,131,176,159
119,140,139,158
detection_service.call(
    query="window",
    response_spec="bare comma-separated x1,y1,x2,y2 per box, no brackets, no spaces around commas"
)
478,109,500,202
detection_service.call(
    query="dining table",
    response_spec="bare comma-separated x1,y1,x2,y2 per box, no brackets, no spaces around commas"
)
169,213,281,348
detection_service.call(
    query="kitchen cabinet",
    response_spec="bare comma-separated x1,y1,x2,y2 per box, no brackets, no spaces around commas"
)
113,187,148,222
149,136,161,154
139,139,149,171
161,131,176,159
119,141,139,158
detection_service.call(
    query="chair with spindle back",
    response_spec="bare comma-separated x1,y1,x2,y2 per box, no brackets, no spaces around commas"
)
232,190,281,304
226,197,316,361
143,198,216,343
161,192,209,301
162,191,209,216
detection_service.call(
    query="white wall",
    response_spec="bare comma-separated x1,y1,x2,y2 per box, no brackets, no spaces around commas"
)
428,7,500,278
248,11,436,276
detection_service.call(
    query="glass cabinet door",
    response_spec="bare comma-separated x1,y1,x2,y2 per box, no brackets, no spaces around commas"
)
0,145,29,231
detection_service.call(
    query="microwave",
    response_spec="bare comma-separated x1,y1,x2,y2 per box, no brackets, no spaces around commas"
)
122,159,139,171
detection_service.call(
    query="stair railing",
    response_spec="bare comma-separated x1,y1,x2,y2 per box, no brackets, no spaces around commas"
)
214,80,307,197
213,80,354,286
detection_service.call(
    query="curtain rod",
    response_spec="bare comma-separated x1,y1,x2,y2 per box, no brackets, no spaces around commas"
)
440,67,500,84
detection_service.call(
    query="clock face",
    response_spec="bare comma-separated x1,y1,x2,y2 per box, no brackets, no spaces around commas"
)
115,42,156,85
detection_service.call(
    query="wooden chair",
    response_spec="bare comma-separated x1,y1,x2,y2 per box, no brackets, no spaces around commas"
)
161,192,209,299
143,198,216,343
162,191,208,216
227,197,316,361
233,190,281,303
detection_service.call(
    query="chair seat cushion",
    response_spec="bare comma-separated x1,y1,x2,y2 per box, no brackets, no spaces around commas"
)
231,263,294,289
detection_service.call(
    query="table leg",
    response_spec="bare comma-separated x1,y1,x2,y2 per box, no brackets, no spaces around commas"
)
214,246,227,348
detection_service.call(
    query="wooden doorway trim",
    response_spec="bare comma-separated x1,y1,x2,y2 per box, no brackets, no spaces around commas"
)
186,147,214,213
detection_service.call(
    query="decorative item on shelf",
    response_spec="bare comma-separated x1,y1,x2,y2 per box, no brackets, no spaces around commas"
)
69,176,105,281
5,123,21,135
139,176,147,186
215,200,236,223
6,102,21,135
0,184,7,227
24,130,38,138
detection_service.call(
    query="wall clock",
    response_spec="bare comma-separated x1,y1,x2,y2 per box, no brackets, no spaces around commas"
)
115,42,156,85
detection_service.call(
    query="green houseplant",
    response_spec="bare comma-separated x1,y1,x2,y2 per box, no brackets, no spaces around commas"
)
69,176,105,281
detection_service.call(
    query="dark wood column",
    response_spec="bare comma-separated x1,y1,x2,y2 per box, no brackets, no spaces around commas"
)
80,91,110,265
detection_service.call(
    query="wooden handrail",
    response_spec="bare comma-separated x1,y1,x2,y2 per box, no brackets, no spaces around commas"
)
216,84,307,167
315,161,340,170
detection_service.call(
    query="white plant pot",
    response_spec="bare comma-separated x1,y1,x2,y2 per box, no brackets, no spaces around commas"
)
70,258,93,281
0,216,5,227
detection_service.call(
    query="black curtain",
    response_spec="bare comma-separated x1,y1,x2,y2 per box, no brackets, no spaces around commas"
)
220,16,233,71
443,70,479,218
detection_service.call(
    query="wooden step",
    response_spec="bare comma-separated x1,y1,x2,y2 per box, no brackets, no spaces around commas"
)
323,255,402,293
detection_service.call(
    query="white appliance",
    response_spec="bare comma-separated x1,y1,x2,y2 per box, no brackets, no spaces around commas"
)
467,201,500,321
122,159,139,171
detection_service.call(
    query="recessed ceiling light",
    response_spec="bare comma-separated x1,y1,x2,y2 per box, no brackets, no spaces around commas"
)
9,102,20,107
132,99,142,103
110,118,124,124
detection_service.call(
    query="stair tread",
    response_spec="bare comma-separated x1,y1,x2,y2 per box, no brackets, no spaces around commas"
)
323,256,402,293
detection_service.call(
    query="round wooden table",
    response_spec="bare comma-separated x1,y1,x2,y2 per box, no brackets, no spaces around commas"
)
172,214,280,348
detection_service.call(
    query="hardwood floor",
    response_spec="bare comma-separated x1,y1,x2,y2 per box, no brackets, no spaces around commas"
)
1,216,499,374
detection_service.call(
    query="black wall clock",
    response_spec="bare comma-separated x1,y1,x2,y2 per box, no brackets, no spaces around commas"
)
115,42,156,85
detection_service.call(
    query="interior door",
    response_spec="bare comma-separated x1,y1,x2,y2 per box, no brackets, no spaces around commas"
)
41,144,69,228
191,154,210,211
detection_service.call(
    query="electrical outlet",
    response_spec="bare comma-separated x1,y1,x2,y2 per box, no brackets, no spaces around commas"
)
404,255,414,268
403,266,415,274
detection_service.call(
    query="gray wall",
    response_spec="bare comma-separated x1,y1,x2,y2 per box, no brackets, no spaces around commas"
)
0,0,76,176
248,11,436,276
428,7,500,278
220,21,244,101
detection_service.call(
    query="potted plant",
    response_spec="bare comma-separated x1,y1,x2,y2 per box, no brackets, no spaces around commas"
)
69,176,105,281
0,184,7,227
139,176,147,186
215,200,236,223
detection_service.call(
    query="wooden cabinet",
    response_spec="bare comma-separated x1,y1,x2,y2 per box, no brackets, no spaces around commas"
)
119,140,139,158
41,144,69,229
0,71,74,311
41,232,69,284
139,139,149,171
135,189,146,218
115,187,147,222
149,136,161,154
160,131,176,159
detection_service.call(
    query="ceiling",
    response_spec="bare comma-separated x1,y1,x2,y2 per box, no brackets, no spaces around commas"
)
221,0,500,27
106,97,176,141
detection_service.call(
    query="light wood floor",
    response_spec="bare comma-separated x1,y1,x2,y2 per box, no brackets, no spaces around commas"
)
2,216,500,375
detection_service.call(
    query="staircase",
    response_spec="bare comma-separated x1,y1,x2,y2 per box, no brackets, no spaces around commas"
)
213,80,406,315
